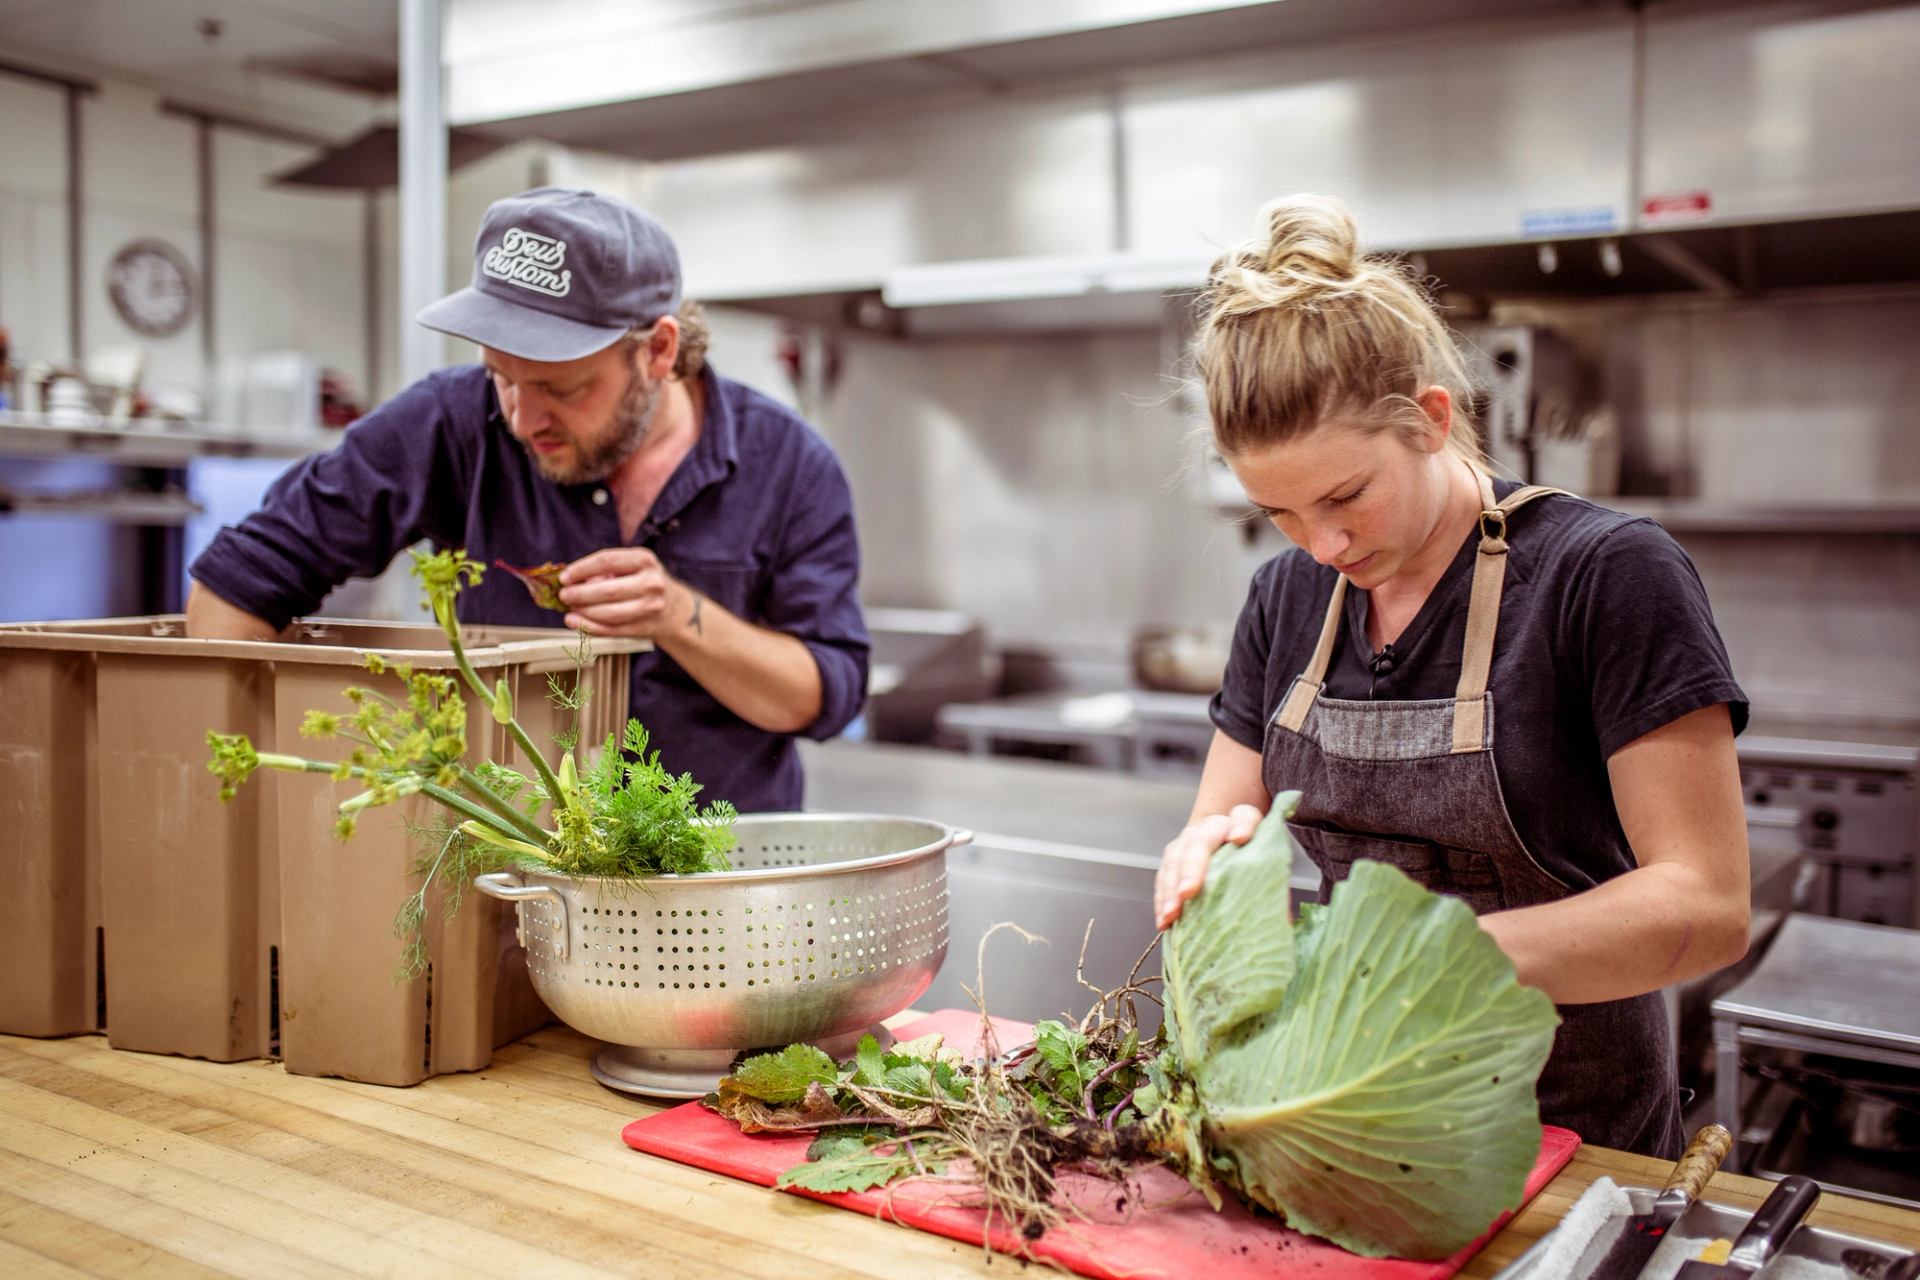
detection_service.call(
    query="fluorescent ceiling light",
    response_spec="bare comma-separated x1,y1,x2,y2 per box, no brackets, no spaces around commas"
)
883,253,1213,308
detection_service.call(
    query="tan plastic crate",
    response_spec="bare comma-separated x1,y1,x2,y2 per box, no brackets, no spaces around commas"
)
0,645,102,1037
0,616,643,1084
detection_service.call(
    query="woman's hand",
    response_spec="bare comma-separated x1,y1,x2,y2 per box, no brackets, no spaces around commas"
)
1154,803,1265,929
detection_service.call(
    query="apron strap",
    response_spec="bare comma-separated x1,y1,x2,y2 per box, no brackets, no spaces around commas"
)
1451,472,1571,752
1275,574,1349,732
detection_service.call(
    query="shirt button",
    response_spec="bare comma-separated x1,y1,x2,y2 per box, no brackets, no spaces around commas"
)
592,488,609,506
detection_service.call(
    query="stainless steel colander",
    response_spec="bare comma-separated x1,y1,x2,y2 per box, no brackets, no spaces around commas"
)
473,813,967,1097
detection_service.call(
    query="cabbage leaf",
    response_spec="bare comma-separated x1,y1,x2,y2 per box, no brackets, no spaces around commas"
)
1160,792,1560,1259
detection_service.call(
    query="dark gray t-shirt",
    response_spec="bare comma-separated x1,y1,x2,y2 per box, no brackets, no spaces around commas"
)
1210,481,1748,889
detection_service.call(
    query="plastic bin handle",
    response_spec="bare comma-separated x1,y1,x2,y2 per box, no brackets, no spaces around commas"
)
473,872,569,960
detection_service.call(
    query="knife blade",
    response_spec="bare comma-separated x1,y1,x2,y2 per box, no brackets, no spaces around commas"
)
1672,1174,1821,1279
1577,1123,1734,1280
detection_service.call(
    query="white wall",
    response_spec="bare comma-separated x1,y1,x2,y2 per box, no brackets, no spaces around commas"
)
214,129,369,400
0,75,75,372
756,320,1260,658
0,67,377,621
1498,287,1920,724
0,72,373,409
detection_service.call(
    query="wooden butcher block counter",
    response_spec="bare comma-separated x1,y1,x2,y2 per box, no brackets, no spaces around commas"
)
3,1025,1917,1279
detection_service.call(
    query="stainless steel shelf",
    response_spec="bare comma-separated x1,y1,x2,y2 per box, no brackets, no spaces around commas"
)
0,412,335,467
0,489,204,525
1613,498,1920,534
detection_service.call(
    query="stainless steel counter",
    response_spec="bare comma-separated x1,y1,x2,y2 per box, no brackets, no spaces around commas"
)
799,740,1212,1023
1715,915,1920,1053
800,738,1199,857
1712,915,1920,1202
799,742,1813,1038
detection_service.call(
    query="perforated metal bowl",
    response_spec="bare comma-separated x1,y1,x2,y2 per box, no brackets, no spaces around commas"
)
474,813,966,1097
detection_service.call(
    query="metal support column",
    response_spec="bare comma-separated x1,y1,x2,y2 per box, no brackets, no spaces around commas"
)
399,0,448,385
197,116,216,365
66,85,84,363
364,192,381,402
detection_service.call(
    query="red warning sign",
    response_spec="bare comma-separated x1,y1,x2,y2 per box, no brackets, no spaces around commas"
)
1642,191,1713,223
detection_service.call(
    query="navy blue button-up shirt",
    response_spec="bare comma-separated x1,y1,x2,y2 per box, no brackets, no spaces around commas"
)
190,362,869,813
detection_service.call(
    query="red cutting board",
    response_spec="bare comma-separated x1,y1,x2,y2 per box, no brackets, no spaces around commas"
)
622,1009,1581,1280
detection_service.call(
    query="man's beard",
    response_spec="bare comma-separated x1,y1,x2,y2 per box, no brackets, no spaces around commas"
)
531,367,660,485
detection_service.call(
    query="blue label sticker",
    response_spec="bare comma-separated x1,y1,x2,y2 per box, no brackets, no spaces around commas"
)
1519,207,1619,237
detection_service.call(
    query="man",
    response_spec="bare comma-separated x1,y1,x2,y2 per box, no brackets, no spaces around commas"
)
188,187,869,812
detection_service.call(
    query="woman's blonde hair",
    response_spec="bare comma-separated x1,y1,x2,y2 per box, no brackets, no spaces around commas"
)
1192,193,1484,467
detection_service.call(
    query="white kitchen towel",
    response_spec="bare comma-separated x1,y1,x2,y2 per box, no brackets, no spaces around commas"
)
1640,1233,1847,1280
1528,1176,1632,1276
1515,1176,1848,1279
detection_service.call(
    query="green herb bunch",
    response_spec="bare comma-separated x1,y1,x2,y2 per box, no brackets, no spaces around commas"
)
206,547,737,976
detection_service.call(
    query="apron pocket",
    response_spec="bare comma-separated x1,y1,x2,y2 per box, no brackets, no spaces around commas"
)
1292,824,1507,914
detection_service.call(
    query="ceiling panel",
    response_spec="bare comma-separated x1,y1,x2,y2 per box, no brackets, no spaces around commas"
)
0,0,395,103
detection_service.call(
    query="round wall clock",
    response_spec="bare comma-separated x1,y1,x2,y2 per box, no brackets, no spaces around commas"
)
106,239,196,338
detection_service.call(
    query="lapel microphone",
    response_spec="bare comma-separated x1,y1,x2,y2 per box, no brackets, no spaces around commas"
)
1368,644,1399,675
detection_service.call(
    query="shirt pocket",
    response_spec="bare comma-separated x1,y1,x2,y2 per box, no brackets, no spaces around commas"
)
662,556,763,620
1291,824,1508,915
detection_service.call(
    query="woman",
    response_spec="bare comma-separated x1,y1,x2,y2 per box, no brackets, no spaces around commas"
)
1151,194,1752,1159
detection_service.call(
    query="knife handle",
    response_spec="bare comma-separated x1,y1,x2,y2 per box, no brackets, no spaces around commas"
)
1883,1253,1920,1280
1725,1175,1820,1270
1661,1124,1734,1201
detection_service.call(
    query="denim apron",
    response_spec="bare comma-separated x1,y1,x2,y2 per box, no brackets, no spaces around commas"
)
1262,474,1684,1158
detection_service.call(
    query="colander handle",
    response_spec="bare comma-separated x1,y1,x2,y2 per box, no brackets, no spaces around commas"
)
949,829,974,847
472,872,569,960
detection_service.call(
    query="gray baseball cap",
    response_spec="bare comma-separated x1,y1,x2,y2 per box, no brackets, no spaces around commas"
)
416,186,682,363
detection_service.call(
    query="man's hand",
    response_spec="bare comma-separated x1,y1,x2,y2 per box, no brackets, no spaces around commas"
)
557,547,690,638
557,546,823,733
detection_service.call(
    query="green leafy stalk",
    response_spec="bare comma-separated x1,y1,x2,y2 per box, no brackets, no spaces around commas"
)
414,550,568,821
456,765,556,848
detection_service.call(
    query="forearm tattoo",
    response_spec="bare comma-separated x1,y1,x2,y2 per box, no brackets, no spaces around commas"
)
685,589,704,636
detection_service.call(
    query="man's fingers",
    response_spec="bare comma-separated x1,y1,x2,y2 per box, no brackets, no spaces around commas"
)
567,593,672,628
560,546,659,584
558,574,656,608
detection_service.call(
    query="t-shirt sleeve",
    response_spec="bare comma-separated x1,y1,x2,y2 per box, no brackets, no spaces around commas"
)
1565,518,1749,758
1210,558,1281,751
189,376,473,630
764,441,870,742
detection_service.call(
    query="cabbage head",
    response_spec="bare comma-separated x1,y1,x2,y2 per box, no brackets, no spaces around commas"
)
1159,791,1560,1259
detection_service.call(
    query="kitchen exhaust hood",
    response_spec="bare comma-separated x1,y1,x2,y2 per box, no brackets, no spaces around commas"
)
575,0,1920,331
446,0,1596,160
715,202,1920,340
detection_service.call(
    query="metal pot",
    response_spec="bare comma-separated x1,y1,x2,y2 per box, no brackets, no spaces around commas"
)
1130,624,1233,694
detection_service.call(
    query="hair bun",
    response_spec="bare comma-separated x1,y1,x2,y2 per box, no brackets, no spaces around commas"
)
1259,193,1361,284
